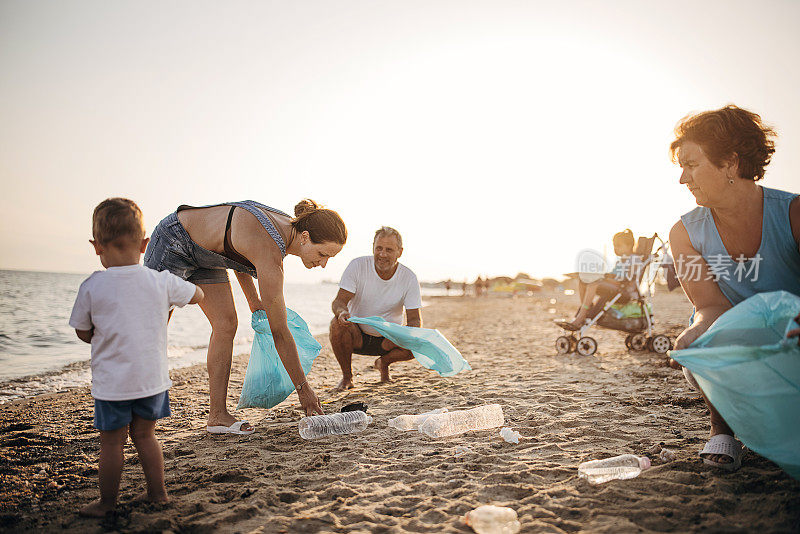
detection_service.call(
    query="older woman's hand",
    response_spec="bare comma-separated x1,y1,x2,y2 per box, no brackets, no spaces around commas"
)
668,322,707,369
787,312,800,346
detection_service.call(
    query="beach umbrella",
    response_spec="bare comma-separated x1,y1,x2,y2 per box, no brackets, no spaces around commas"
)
669,291,800,479
348,316,471,377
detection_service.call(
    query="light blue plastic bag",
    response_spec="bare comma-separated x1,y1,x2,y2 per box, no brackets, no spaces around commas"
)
237,308,322,409
669,291,800,479
348,316,471,377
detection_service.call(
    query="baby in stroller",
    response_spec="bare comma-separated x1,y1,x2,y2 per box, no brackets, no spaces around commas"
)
560,229,638,331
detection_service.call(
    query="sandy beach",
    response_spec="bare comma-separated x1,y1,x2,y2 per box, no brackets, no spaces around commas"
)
1,290,799,533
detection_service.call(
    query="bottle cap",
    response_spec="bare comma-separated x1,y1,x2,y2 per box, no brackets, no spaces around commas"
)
639,456,651,470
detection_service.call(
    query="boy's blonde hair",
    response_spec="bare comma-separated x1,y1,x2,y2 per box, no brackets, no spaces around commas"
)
92,198,145,246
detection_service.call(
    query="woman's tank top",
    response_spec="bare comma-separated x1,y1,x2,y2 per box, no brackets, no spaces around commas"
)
680,186,800,305
176,200,290,275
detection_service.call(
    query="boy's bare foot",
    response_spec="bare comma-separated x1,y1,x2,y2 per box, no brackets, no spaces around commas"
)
133,491,169,505
335,377,354,391
374,357,391,383
79,499,114,518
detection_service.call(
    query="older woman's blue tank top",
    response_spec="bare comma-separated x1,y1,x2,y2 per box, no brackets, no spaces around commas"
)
680,186,800,305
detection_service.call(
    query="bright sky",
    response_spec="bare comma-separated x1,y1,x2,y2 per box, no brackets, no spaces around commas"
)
2,0,799,283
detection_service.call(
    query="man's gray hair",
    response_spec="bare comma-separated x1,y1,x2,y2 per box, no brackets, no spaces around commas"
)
373,226,402,248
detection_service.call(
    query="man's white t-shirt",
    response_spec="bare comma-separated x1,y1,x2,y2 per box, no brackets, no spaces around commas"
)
69,265,197,401
339,256,422,336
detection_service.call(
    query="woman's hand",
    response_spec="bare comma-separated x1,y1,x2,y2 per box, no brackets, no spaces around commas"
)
787,312,800,346
248,300,265,313
668,321,709,369
297,383,324,416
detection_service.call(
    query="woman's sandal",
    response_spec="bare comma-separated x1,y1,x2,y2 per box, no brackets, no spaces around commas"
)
699,434,743,472
207,420,255,435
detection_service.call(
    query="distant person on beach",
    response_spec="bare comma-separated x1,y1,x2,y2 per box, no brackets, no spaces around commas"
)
144,200,346,434
69,198,204,517
559,229,637,330
667,105,800,470
329,226,422,389
473,276,483,297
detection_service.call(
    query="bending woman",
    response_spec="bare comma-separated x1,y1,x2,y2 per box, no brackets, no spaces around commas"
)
144,199,347,434
668,105,800,470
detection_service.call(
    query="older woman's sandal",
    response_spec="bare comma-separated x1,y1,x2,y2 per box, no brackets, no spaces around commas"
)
699,434,743,471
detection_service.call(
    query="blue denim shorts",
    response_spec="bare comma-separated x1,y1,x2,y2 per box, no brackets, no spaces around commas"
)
144,212,256,284
94,391,171,431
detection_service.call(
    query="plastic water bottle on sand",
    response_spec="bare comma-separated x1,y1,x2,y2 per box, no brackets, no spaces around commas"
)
465,505,521,534
418,404,504,438
577,454,651,484
388,408,448,431
298,411,373,439
499,427,521,443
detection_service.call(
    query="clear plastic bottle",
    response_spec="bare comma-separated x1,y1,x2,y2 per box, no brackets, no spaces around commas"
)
418,404,504,438
464,505,521,534
388,408,448,431
577,454,651,484
298,411,373,439
499,427,521,443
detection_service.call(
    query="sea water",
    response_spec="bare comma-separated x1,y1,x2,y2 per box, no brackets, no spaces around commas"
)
0,269,444,403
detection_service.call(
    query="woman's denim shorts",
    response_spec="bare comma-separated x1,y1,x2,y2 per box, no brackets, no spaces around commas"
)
144,212,255,284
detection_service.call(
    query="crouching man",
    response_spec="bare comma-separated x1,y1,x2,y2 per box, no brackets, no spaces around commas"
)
330,226,422,389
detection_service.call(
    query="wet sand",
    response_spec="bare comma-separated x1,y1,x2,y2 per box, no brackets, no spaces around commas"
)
1,290,799,533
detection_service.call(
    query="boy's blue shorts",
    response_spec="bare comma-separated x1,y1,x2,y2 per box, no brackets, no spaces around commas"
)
93,391,171,431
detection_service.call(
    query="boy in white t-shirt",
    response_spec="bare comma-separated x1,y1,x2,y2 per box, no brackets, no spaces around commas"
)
69,198,203,518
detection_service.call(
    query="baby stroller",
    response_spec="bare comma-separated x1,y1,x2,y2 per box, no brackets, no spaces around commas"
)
554,234,674,356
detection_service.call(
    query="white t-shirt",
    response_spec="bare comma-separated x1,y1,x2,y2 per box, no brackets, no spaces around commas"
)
339,256,422,336
69,264,197,401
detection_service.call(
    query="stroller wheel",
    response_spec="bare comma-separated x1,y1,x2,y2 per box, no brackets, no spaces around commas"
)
624,335,633,350
630,333,648,351
555,336,572,354
576,337,598,356
650,334,672,354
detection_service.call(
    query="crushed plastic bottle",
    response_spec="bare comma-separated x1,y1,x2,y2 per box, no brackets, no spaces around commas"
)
418,404,504,438
499,427,521,444
454,445,473,457
387,408,448,431
298,411,373,439
659,448,676,462
465,505,521,534
577,454,651,484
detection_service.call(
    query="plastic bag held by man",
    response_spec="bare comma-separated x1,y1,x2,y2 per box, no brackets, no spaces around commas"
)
237,309,322,409
669,291,800,479
347,316,471,376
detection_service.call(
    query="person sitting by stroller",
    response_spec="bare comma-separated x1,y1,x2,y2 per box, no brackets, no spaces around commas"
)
560,229,638,331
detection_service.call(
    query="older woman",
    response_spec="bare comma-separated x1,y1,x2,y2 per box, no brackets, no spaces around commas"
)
668,105,800,470
144,199,347,434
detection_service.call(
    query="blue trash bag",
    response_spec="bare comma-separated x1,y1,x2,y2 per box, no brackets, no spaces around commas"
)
237,308,322,409
347,316,471,377
669,291,800,479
